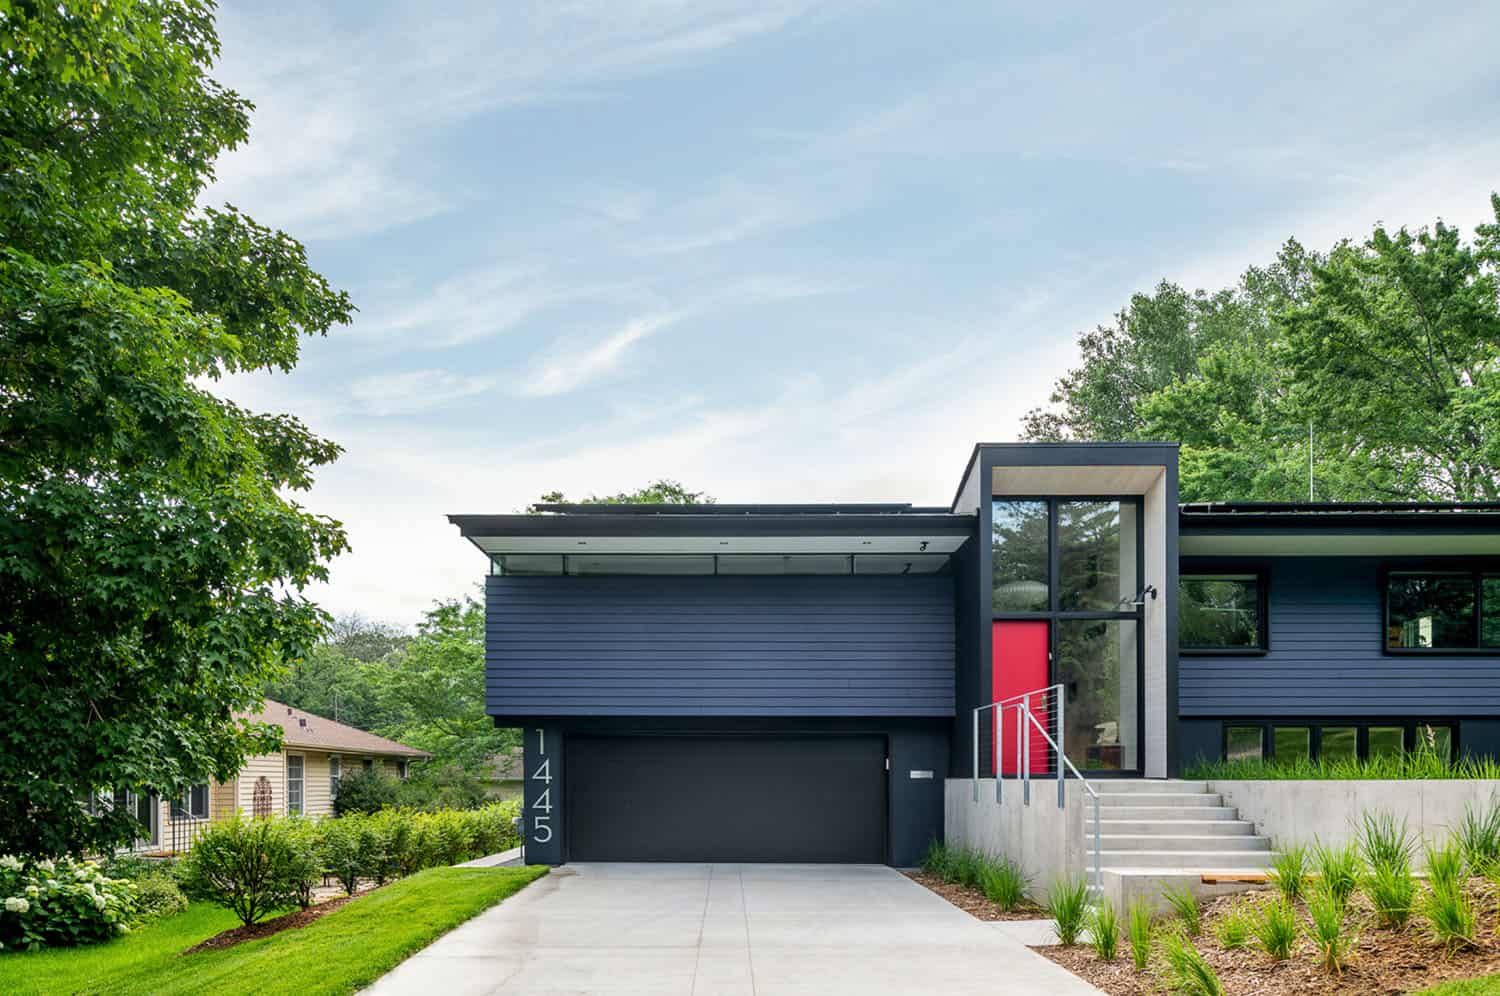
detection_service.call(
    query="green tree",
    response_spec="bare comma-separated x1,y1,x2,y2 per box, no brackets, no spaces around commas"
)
532,478,713,509
0,1,351,857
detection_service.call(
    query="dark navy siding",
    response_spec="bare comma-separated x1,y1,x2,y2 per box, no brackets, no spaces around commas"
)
486,574,955,717
1180,557,1500,716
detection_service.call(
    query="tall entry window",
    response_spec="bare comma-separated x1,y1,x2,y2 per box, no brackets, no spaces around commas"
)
991,498,1143,772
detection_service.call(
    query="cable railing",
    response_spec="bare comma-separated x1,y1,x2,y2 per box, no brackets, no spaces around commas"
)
972,684,1102,893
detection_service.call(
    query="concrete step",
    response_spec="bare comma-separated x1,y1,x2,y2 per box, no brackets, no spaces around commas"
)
1091,780,1210,794
1089,834,1272,852
1095,819,1255,835
1098,792,1224,807
1101,805,1239,820
1099,849,1276,870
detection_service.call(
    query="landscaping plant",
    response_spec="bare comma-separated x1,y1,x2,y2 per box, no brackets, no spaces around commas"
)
921,840,950,877
1358,810,1415,874
133,876,188,924
1046,876,1090,946
1160,883,1202,936
1087,898,1120,961
1420,879,1478,952
0,855,138,951
1268,843,1308,902
1127,898,1153,971
1159,928,1226,996
180,816,316,926
977,857,1028,911
1305,883,1357,974
1312,840,1363,909
1251,898,1299,960
1426,839,1468,893
1455,796,1500,874
1364,861,1417,930
1212,906,1250,950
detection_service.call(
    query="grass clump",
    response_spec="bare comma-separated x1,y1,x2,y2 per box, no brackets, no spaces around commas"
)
1212,906,1251,950
1251,898,1299,960
1312,840,1363,909
1127,899,1153,971
1305,884,1358,974
1160,883,1202,936
1268,843,1308,902
1046,876,1090,946
1420,841,1477,953
922,842,1030,911
1359,810,1415,873
1183,746,1500,781
1455,797,1500,875
1087,898,1119,961
1365,861,1418,930
977,857,1029,911
1159,928,1226,996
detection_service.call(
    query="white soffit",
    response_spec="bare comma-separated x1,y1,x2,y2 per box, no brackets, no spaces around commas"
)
1181,532,1500,557
473,534,968,555
992,464,1165,495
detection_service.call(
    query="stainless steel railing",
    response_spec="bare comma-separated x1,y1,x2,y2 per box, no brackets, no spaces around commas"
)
972,684,1102,894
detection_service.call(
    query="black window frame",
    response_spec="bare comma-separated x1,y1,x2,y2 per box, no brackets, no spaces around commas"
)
1179,565,1270,655
1383,562,1500,655
1219,719,1459,763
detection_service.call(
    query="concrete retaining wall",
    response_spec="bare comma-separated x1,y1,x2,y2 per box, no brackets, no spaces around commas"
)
1209,779,1500,863
944,778,1086,899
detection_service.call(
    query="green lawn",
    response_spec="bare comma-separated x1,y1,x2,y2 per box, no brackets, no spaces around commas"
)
1418,977,1500,995
0,865,547,996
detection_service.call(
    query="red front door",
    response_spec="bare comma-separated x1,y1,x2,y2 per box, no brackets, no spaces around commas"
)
992,620,1050,775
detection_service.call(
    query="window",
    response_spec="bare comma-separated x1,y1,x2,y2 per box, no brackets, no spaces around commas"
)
1181,573,1265,651
1321,727,1357,762
1226,726,1264,762
286,754,304,814
329,755,342,798
1273,727,1310,764
397,759,409,779
362,758,373,772
1058,501,1133,611
1386,569,1500,651
1485,576,1500,648
170,784,208,819
991,500,1049,611
1056,618,1139,771
1368,726,1404,757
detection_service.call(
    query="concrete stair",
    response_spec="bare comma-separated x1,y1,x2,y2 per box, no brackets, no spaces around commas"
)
1085,780,1275,906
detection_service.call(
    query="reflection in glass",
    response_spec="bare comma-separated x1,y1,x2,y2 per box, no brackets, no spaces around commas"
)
1369,726,1404,757
1485,577,1500,648
1181,575,1262,649
1321,727,1357,762
991,501,1049,611
1056,619,1137,771
1273,727,1310,764
1058,501,1134,611
1387,572,1475,649
1226,727,1263,762
1419,724,1453,762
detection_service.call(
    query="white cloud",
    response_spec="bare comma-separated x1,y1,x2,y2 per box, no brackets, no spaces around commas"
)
519,313,682,397
347,369,497,416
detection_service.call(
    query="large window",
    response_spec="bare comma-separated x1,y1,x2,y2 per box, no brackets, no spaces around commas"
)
1056,618,1139,770
286,754,304,815
1387,570,1499,651
1058,501,1135,611
991,501,1049,611
1181,573,1265,651
171,784,208,820
1222,721,1455,763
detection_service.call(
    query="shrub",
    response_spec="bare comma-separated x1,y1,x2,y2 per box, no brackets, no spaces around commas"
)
1268,844,1308,902
978,856,1028,911
319,816,368,896
395,763,489,812
1087,898,1119,961
1159,928,1225,996
1304,883,1357,974
1160,883,1201,936
1420,879,1477,952
282,816,323,908
1455,797,1500,874
0,855,138,951
332,767,401,816
1358,810,1414,875
133,875,187,923
1212,907,1250,950
1046,876,1090,946
1127,899,1153,971
1311,840,1362,909
180,815,313,926
1251,899,1298,960
1365,861,1417,930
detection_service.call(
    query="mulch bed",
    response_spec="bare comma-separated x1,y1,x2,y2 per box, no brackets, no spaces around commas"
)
904,871,1049,921
183,888,375,953
1038,880,1500,995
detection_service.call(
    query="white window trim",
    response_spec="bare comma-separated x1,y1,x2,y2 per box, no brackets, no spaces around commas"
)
329,754,342,798
285,752,305,815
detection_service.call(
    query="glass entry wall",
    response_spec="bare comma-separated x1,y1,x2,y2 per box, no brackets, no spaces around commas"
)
991,497,1143,773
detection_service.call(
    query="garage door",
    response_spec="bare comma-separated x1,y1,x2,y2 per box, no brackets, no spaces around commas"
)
566,735,886,863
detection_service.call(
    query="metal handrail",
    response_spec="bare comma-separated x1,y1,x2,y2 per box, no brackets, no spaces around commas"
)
1018,699,1102,897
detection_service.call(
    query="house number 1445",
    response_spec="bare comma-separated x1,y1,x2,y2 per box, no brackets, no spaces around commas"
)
531,729,553,843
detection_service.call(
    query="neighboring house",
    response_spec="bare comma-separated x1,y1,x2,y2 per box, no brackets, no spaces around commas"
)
449,441,1500,868
119,698,429,854
484,746,524,801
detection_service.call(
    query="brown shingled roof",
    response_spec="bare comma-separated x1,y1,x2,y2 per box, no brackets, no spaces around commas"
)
247,699,431,759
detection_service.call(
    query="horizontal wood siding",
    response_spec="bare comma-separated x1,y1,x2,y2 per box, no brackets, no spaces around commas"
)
486,574,955,716
236,753,286,815
1180,557,1500,716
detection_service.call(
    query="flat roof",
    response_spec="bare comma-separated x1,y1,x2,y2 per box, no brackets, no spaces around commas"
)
1180,501,1500,530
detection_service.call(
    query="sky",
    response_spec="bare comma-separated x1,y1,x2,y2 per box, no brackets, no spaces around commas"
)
206,0,1500,627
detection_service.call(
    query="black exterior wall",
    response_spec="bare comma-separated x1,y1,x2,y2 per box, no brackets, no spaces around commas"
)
512,716,948,867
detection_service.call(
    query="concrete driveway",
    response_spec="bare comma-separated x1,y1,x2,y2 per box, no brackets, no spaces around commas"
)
363,863,1101,995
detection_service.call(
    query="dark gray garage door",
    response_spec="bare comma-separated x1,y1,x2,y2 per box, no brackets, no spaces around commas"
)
566,735,887,863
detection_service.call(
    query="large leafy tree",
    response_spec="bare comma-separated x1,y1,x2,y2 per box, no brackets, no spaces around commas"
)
532,478,713,508
0,1,352,856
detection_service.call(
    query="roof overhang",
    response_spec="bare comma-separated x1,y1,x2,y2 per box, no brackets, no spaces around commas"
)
1180,505,1500,557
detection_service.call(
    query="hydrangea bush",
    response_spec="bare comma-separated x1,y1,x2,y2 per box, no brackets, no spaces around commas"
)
0,855,138,951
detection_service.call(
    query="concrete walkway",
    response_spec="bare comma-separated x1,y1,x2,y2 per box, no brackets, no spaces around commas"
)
363,863,1101,996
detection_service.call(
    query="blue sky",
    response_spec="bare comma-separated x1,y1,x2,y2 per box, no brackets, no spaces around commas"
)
207,1,1500,625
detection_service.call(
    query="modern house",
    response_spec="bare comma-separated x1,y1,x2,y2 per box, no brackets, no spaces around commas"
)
450,442,1500,869
112,698,429,854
